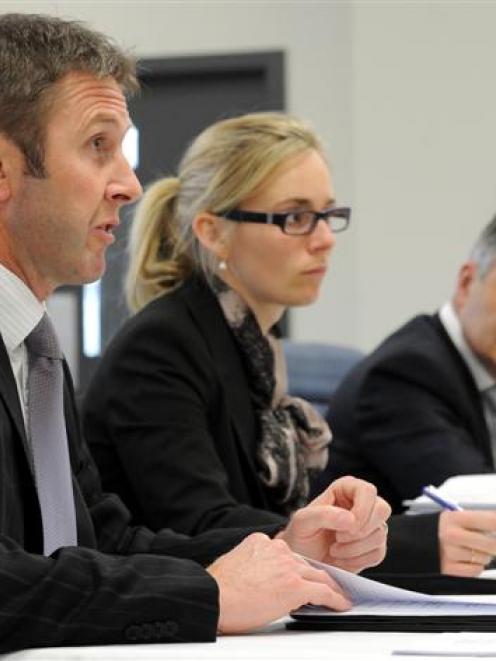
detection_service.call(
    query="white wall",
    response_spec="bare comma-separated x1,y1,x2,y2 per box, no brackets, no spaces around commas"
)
353,1,496,350
3,1,496,352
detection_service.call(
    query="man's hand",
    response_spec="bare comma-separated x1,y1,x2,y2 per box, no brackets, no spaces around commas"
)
276,476,391,572
206,533,351,634
439,510,496,576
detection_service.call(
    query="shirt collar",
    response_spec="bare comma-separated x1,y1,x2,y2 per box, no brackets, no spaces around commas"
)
439,300,495,392
0,263,45,352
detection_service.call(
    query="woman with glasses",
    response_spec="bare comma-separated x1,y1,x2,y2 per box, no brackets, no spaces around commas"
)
83,113,392,577
83,112,496,577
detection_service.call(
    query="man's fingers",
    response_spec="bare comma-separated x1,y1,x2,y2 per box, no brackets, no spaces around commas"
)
300,566,348,595
304,582,352,612
442,560,486,578
441,515,496,557
444,543,492,567
449,510,496,534
298,566,351,611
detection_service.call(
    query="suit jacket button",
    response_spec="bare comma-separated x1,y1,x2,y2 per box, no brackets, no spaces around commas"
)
124,624,140,641
164,620,178,637
142,623,154,640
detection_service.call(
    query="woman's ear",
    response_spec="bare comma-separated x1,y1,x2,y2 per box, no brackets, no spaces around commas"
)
192,212,230,260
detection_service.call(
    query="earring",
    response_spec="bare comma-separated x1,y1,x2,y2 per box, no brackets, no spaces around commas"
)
218,260,227,271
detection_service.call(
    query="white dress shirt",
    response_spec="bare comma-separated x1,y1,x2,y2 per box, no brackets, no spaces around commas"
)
0,263,45,425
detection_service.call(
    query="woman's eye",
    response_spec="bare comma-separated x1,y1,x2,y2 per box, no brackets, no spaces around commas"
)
287,212,305,225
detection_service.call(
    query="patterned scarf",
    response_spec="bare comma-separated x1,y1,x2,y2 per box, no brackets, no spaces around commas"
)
213,281,332,513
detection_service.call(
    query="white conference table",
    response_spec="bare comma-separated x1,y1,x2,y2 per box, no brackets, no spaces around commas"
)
3,619,496,661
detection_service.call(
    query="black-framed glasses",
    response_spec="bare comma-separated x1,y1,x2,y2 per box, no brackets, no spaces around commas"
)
220,206,351,236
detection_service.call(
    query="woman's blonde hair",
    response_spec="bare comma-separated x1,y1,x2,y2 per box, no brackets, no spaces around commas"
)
126,112,325,312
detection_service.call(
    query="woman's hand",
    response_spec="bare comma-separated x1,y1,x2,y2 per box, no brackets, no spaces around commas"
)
277,475,391,573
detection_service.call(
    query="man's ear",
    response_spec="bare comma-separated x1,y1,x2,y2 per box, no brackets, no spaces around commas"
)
192,212,230,260
0,135,19,203
0,160,10,203
454,261,478,310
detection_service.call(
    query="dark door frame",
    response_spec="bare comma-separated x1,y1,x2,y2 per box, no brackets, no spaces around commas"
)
136,51,284,109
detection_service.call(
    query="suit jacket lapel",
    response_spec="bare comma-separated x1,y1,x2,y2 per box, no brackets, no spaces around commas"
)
181,278,259,469
433,314,494,463
0,335,35,477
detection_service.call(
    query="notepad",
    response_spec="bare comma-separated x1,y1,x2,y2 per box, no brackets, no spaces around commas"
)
404,474,496,513
291,558,496,618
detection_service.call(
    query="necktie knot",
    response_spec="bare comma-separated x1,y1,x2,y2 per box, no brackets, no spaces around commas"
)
25,313,62,360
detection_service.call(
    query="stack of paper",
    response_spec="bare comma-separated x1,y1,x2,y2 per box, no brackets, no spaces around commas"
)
292,558,496,618
403,474,496,514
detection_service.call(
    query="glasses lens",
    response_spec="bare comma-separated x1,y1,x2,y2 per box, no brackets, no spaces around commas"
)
328,209,350,233
284,211,315,235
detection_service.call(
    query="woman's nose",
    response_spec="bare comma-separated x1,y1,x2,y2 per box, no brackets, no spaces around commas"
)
308,218,336,251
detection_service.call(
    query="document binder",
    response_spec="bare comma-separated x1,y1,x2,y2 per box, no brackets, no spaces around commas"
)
287,614,496,632
287,559,496,632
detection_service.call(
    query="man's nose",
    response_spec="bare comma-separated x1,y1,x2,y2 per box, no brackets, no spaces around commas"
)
107,158,143,205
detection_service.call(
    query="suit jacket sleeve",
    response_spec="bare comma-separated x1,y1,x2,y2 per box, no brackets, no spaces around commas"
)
366,513,441,575
0,358,281,652
326,316,493,512
351,355,491,504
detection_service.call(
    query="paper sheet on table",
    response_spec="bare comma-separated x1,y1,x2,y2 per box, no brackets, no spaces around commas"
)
392,632,496,656
293,557,496,616
403,474,496,513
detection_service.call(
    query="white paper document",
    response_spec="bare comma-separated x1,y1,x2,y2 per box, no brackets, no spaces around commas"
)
404,474,496,513
392,632,496,656
293,558,496,617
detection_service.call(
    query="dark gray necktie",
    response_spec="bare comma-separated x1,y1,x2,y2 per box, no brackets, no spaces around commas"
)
25,313,77,555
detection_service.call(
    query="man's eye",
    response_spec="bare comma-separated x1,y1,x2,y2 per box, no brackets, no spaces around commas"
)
91,136,106,151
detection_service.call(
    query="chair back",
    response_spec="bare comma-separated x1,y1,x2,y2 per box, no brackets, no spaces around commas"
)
284,341,363,415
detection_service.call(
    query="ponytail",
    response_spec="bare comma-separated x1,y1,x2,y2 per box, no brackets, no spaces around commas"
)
125,177,193,312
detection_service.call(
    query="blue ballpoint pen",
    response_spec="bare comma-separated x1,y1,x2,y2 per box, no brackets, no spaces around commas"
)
422,485,464,511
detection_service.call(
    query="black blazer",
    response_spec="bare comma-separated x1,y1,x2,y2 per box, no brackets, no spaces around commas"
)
84,276,286,536
321,313,493,514
0,333,278,652
84,278,442,575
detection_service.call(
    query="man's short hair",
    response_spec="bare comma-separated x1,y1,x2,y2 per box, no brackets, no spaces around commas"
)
0,13,138,177
470,214,496,278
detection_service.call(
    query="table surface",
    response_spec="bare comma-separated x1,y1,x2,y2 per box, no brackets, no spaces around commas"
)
3,618,496,661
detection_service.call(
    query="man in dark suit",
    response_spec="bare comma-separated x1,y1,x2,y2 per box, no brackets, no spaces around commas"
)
0,13,390,652
325,314,493,512
322,215,496,575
